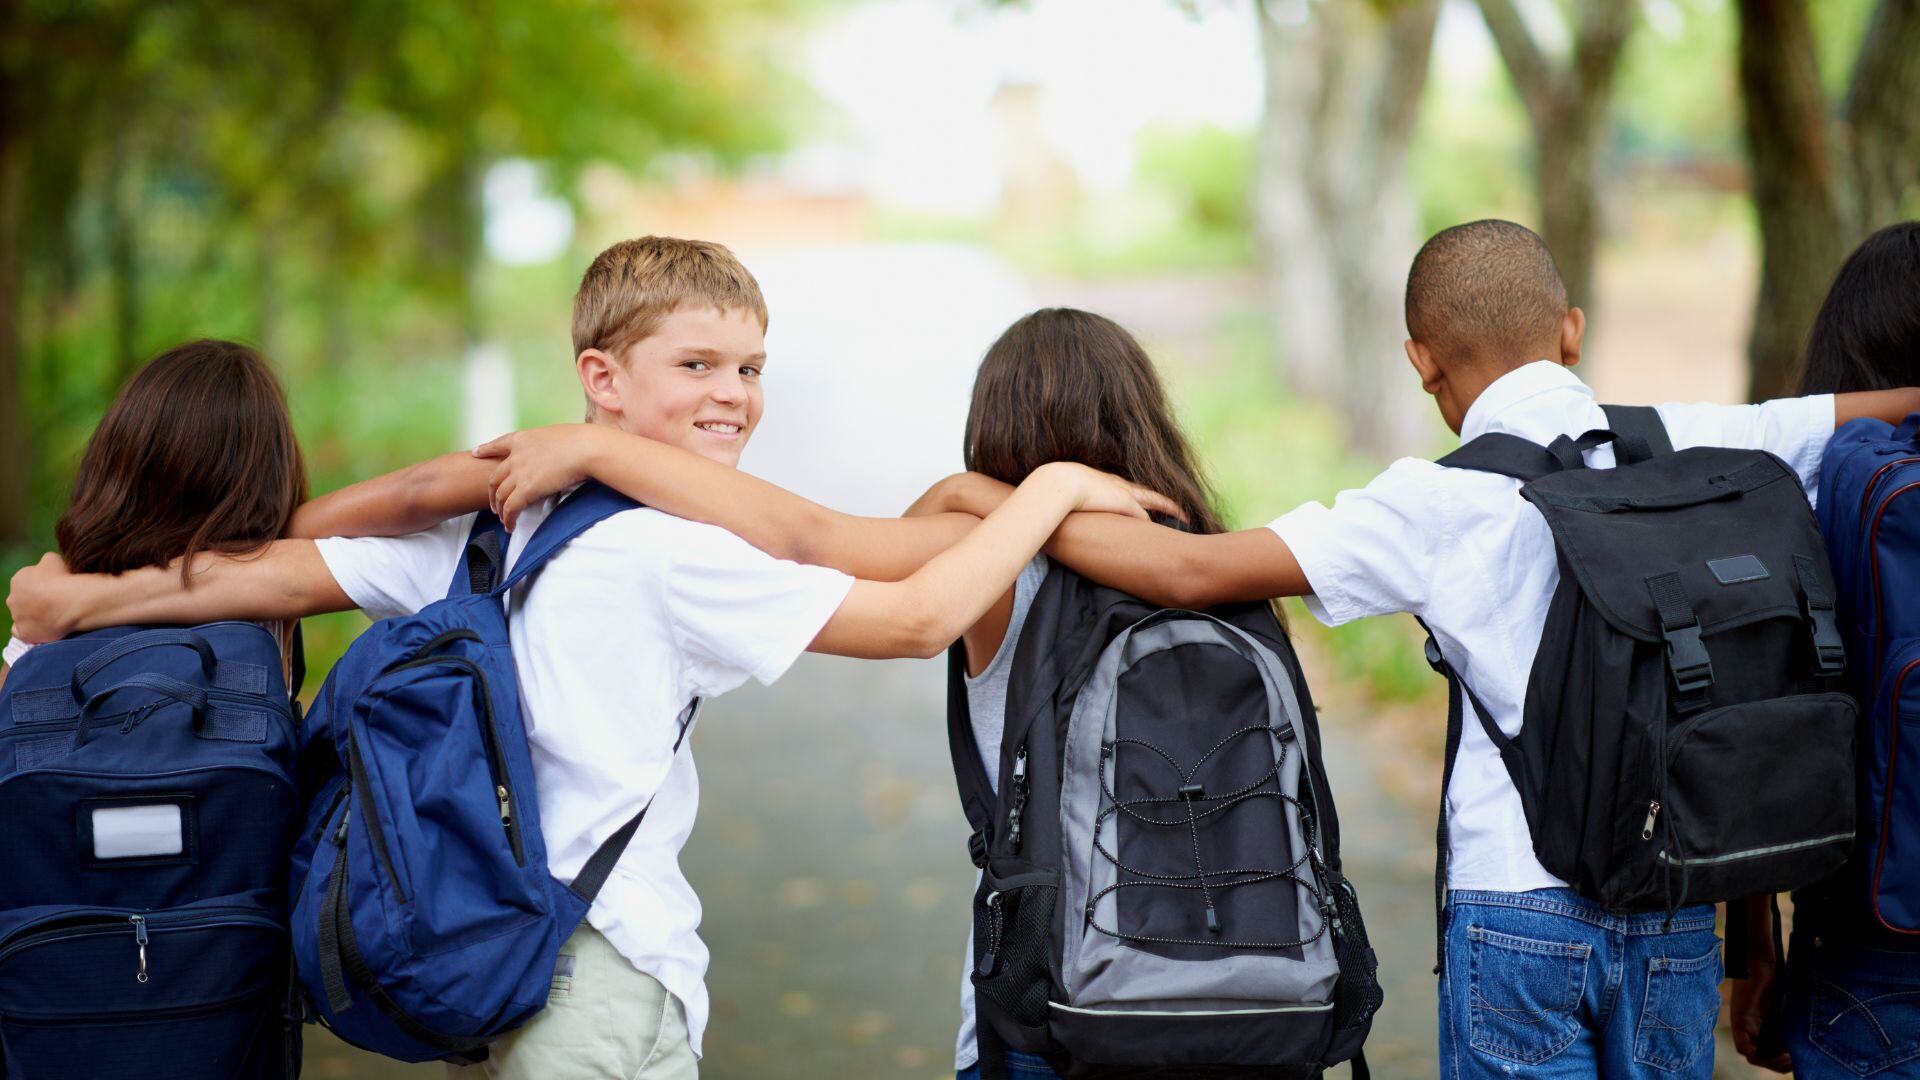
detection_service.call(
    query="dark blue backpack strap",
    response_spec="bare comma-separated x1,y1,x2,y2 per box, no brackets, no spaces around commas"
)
492,481,641,596
448,510,510,599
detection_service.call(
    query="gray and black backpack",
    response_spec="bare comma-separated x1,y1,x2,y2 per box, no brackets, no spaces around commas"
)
1423,405,1858,959
947,566,1381,1079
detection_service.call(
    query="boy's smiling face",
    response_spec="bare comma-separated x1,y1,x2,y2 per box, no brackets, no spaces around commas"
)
578,305,766,468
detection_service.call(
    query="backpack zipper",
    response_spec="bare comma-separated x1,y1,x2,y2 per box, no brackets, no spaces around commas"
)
1858,456,1920,532
1869,481,1920,673
0,906,283,977
1006,747,1029,852
1871,657,1920,933
346,730,409,903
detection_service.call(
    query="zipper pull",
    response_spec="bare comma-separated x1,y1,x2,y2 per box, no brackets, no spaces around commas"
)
130,915,149,983
1641,800,1661,841
497,785,513,828
976,892,1001,976
1006,749,1029,850
334,806,350,847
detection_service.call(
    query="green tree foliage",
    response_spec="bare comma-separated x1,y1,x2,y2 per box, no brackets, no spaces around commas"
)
0,0,800,570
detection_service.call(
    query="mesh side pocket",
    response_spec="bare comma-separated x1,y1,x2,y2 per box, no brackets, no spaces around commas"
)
974,882,1056,1029
1330,878,1382,1031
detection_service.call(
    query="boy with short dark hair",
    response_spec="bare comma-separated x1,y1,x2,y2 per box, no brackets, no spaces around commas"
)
914,219,1920,1078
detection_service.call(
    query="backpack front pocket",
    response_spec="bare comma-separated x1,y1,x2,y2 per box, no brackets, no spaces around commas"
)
972,863,1057,1044
355,654,544,953
1869,638,1920,932
0,893,291,1079
1654,691,1857,903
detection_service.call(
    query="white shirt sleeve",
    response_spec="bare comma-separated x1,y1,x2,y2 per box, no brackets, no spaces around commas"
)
1264,458,1446,626
1656,394,1836,503
659,525,855,696
3,637,29,667
313,514,476,622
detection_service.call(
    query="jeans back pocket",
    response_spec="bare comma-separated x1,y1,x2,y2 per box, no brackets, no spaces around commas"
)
1633,942,1723,1072
1466,925,1590,1065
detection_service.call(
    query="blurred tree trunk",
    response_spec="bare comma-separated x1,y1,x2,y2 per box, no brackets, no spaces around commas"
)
1476,0,1637,319
1254,0,1440,459
1737,0,1920,399
0,121,29,547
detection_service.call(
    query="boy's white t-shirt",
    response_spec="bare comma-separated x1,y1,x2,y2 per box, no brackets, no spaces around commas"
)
314,499,853,1057
1268,360,1836,894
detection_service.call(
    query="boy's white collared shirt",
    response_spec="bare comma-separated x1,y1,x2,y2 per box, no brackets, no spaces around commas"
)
1268,360,1836,893
316,502,853,1057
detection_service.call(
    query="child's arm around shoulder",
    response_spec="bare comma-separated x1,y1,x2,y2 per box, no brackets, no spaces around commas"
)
1835,387,1920,426
920,472,1309,609
808,463,1171,659
480,424,1136,582
289,451,493,539
7,543,353,644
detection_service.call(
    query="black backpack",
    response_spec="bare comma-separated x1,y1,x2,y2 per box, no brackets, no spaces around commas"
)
1422,405,1858,947
948,565,1381,1080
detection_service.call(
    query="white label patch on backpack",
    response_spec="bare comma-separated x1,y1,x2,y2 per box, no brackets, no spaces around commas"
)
90,803,184,859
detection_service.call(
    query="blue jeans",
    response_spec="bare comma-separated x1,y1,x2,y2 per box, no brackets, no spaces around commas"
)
956,1048,1059,1080
1439,889,1721,1078
1784,934,1920,1077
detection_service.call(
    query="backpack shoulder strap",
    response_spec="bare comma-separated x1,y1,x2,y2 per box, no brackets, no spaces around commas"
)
1435,432,1563,483
569,697,699,902
946,644,996,869
450,511,509,598
1600,404,1673,464
493,481,641,595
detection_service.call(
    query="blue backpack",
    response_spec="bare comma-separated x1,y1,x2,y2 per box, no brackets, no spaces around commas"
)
0,621,303,1079
289,482,687,1063
1817,413,1920,934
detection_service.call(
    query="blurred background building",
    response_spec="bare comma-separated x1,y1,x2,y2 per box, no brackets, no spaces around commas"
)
4,1,1916,1076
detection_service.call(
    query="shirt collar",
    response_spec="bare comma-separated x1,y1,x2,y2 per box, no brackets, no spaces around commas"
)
1458,360,1592,442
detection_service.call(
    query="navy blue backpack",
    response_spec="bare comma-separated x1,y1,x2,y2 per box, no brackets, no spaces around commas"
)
1817,413,1920,934
0,621,304,1079
290,482,685,1063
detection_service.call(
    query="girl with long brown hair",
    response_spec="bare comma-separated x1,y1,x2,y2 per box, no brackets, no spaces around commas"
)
3,338,489,685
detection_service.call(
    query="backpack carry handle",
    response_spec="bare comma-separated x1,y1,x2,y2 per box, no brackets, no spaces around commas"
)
1896,412,1920,446
70,628,217,705
73,672,210,749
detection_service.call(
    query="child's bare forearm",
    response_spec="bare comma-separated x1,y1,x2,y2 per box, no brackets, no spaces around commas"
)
70,543,353,633
577,429,972,580
291,452,491,539
1835,388,1920,426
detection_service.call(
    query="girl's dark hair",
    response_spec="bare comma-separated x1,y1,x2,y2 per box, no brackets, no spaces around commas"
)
965,308,1225,535
57,339,308,579
1795,221,1920,395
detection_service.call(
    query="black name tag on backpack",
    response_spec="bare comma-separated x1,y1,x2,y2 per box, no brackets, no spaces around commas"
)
1708,554,1770,585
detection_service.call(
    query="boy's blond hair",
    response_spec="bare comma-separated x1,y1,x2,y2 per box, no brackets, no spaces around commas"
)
571,236,768,363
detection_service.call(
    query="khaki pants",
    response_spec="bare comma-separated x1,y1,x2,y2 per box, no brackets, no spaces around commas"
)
446,925,698,1080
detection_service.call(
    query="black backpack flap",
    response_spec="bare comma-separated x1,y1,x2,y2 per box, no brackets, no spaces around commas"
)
1518,447,1828,646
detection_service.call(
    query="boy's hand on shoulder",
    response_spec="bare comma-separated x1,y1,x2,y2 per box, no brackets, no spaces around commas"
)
1036,462,1183,521
7,553,81,643
475,424,616,530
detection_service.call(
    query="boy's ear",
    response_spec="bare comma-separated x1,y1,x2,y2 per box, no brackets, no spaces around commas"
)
577,348,625,417
1558,307,1586,368
1405,339,1444,397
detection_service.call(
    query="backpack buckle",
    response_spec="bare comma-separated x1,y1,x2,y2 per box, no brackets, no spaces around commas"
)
1662,623,1714,707
967,828,989,869
1423,636,1447,673
1805,603,1845,676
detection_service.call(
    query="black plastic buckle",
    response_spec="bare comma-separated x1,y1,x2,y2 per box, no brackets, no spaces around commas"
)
1662,622,1714,703
967,828,989,869
1805,600,1846,676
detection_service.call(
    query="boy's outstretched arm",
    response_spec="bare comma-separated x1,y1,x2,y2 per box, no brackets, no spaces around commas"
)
920,472,1308,609
478,425,1179,582
1835,388,1920,426
807,463,1159,659
289,451,493,540
7,544,353,643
